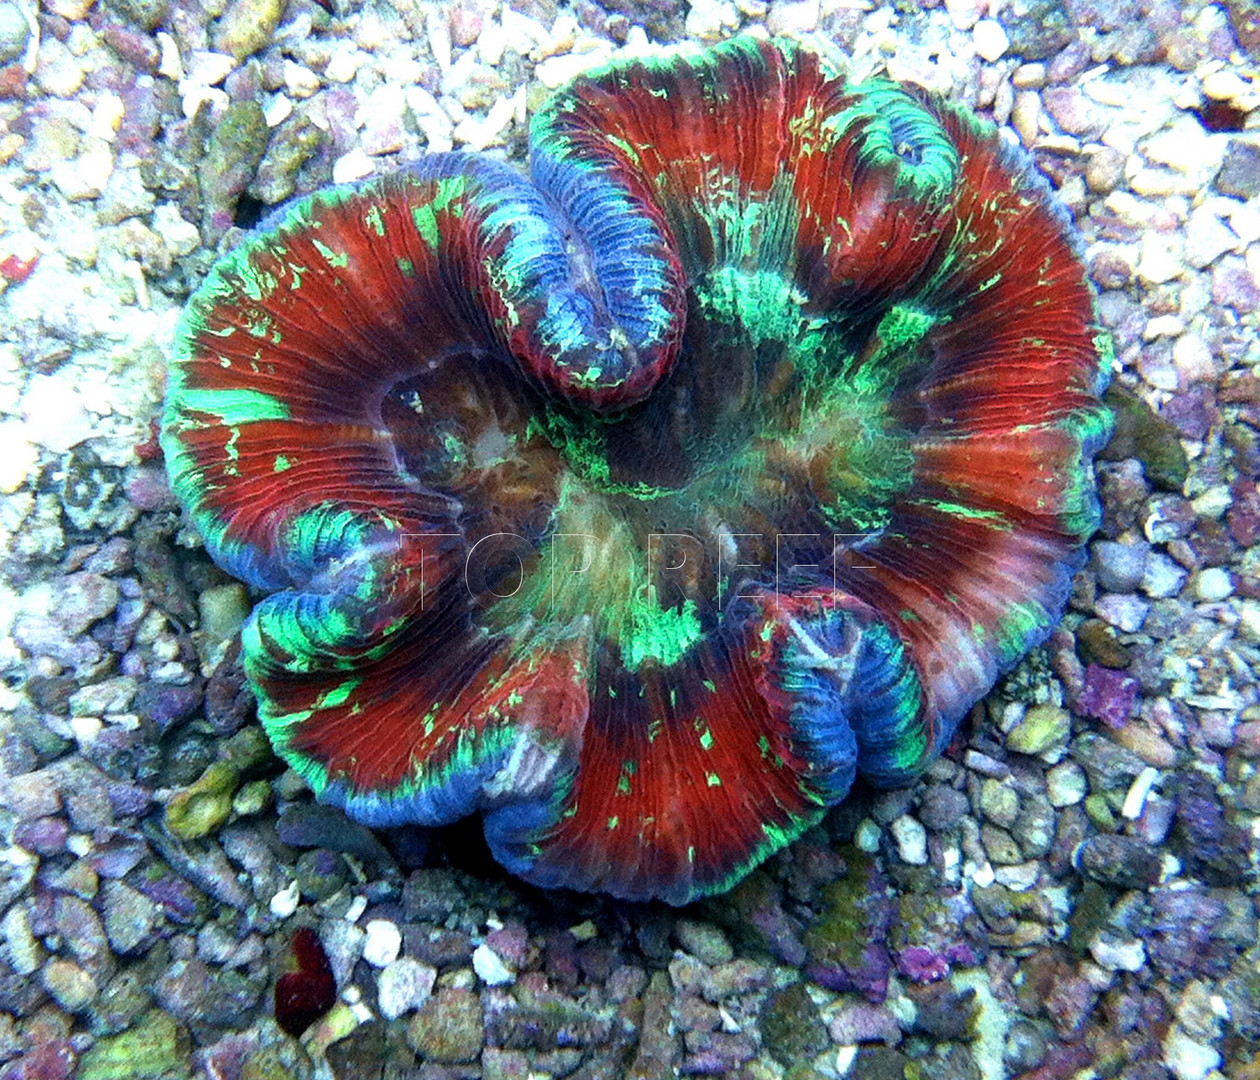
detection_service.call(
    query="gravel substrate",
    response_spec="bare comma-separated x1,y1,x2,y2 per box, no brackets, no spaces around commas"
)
1,0,1258,1078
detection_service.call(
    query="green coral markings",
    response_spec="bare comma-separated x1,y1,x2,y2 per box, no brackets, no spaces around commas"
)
916,499,1012,528
170,387,290,425
311,238,349,268
316,678,362,711
621,595,703,671
412,204,443,252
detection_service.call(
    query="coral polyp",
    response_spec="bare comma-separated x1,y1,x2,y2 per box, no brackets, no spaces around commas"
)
162,37,1111,905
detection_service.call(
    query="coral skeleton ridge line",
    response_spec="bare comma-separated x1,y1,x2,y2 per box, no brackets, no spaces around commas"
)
163,35,1111,905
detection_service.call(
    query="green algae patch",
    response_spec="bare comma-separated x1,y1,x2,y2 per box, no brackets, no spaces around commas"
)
165,727,275,839
761,981,829,1065
165,760,240,840
78,1010,190,1080
1100,382,1188,491
803,849,892,996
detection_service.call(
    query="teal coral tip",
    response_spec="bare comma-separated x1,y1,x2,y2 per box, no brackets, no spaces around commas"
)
161,36,1111,905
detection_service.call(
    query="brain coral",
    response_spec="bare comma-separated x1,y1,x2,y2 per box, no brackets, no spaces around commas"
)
162,36,1112,904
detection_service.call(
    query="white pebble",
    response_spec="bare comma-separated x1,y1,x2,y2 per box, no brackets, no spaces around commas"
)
1089,931,1146,972
1141,553,1186,599
1238,599,1260,644
1046,761,1088,807
1191,484,1232,517
415,117,454,154
269,880,300,918
944,0,981,30
1,907,39,976
181,84,228,121
51,139,114,201
21,374,93,452
1228,200,1260,245
1142,314,1183,341
1095,592,1149,634
47,0,93,18
362,919,402,968
685,0,739,40
864,5,896,34
378,53,427,87
283,59,320,99
622,25,651,56
156,31,183,80
1143,117,1225,178
152,203,200,257
263,93,292,128
1137,232,1185,285
359,83,408,155
1193,566,1234,603
407,86,455,153
1201,69,1246,102
183,50,235,88
1122,766,1160,820
1010,90,1041,147
972,19,1009,62
535,50,606,90
36,38,86,96
122,260,149,310
1130,168,1195,199
332,148,374,185
1106,190,1159,229
70,715,102,745
324,47,360,84
478,17,505,66
537,11,578,59
472,943,515,986
854,818,881,853
766,0,821,36
1172,333,1215,382
0,423,38,494
453,90,521,152
406,85,443,119
1083,78,1131,108
1012,63,1045,89
890,814,928,865
1163,1026,1222,1080
500,7,548,50
427,6,451,69
89,92,125,141
993,862,1039,891
354,12,390,50
444,67,485,118
376,958,436,1020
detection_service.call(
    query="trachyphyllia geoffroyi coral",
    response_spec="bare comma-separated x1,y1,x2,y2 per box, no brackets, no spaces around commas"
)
162,36,1112,904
